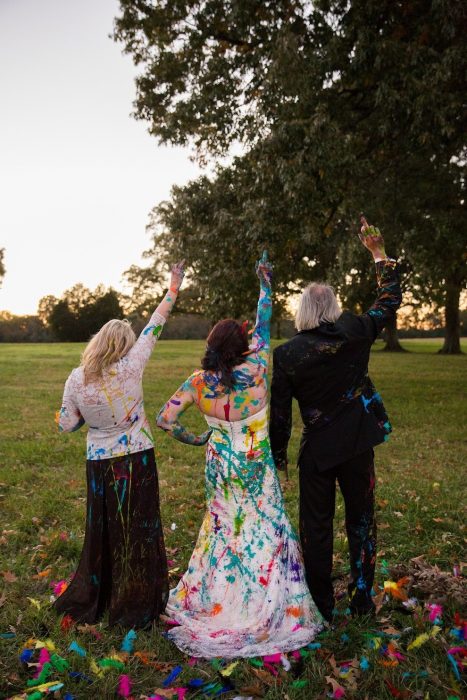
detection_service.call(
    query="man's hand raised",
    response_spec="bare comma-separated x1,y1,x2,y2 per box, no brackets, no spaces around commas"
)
358,216,387,260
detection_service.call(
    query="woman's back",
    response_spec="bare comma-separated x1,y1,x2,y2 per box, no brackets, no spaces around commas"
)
159,254,324,657
187,356,268,422
156,274,272,442
53,261,185,630
58,309,167,460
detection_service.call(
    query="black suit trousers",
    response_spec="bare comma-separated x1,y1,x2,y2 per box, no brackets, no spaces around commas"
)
299,448,376,621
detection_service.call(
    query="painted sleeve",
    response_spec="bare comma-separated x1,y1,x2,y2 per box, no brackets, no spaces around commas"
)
361,259,402,340
247,282,272,376
269,349,293,470
156,376,212,446
126,309,167,374
56,373,85,433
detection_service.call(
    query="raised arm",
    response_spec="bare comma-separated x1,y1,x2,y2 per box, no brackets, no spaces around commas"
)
358,217,402,339
56,373,85,433
156,375,212,446
127,261,185,373
247,250,273,376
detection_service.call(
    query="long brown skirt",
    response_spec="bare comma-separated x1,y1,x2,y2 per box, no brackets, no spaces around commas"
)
54,448,168,628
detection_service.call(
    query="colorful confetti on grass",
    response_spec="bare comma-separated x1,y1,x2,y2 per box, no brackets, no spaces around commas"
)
4,576,466,699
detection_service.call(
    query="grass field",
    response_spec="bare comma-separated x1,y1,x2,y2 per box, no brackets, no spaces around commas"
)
0,339,466,699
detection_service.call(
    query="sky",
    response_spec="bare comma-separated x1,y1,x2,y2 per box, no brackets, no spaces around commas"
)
0,0,201,315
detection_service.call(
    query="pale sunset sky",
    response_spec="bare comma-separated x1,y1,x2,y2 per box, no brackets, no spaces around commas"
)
0,0,200,315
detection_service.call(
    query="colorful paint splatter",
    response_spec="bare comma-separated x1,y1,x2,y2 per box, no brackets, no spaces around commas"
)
270,258,402,472
54,449,168,627
156,280,272,437
269,256,401,620
57,309,167,459
55,269,183,627
157,262,324,657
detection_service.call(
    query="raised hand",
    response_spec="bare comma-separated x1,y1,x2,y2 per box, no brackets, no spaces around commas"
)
358,216,386,259
170,260,186,292
255,250,273,288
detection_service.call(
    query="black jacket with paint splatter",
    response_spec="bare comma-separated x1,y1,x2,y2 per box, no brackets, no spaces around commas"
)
269,259,402,472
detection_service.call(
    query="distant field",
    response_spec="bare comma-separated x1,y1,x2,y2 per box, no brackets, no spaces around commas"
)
0,339,465,699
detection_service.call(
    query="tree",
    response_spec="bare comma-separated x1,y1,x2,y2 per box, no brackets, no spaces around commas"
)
121,259,165,317
139,147,339,329
40,286,125,341
399,156,466,354
114,0,465,161
48,300,77,341
37,295,59,324
0,312,52,342
115,0,467,350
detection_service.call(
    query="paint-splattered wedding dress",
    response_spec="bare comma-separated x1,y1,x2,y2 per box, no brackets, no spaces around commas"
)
157,275,324,658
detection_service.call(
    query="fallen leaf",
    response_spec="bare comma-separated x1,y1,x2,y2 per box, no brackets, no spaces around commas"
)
238,683,265,697
252,668,278,686
1,571,17,583
33,568,52,580
76,624,102,639
325,675,345,697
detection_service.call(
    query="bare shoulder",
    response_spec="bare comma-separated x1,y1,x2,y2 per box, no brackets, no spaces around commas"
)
181,369,204,391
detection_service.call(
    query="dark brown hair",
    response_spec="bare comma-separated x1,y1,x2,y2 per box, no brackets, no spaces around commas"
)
201,319,249,389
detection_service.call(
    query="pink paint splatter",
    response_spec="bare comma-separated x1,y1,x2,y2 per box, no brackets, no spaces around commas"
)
118,674,132,697
34,648,51,678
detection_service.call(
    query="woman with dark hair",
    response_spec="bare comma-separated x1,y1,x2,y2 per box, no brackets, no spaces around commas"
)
156,252,323,658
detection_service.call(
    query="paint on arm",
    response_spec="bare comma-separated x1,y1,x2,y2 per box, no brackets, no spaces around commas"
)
56,374,85,433
156,375,212,446
126,308,167,374
247,282,272,377
364,259,402,338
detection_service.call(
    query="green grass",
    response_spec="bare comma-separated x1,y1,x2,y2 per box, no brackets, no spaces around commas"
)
0,339,466,699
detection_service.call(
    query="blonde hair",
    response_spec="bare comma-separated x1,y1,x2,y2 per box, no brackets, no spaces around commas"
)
295,283,341,331
81,319,136,383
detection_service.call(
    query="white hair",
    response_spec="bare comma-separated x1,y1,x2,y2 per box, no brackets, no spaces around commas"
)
295,283,342,331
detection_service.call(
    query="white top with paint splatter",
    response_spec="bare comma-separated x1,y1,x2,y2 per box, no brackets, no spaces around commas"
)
58,311,166,460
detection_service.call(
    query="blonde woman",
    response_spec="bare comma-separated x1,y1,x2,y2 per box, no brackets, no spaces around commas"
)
54,261,185,628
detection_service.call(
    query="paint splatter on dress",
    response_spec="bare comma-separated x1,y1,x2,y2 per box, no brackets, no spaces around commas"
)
54,448,168,627
165,406,323,657
158,273,323,657
55,307,171,627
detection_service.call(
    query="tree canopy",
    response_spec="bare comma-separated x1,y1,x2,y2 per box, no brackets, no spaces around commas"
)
39,285,124,342
115,0,467,351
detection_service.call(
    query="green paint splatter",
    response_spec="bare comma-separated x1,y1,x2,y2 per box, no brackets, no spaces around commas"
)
140,427,154,443
234,508,246,536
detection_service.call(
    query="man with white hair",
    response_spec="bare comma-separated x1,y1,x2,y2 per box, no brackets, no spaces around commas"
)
269,218,401,622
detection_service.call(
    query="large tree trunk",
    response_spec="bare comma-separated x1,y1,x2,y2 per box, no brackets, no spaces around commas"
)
439,279,463,354
383,315,406,352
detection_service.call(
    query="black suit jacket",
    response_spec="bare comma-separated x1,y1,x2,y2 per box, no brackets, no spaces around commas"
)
269,259,402,471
